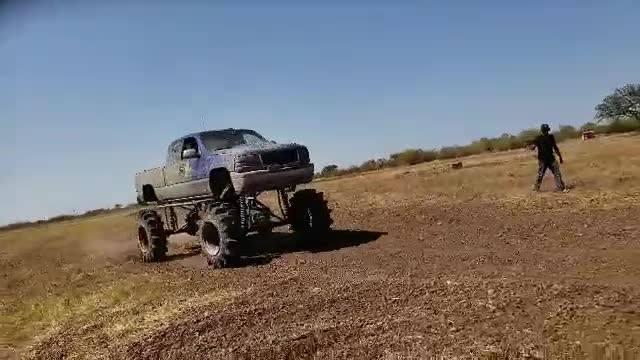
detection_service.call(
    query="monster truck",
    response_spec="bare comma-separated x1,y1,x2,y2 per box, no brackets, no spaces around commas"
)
134,128,333,268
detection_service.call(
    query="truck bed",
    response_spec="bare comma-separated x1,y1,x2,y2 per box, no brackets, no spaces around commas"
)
135,167,166,197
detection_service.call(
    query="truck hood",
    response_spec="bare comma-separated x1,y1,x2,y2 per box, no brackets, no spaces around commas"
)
214,142,304,156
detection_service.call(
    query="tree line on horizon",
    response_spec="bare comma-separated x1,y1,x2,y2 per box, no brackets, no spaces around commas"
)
317,83,640,178
0,203,139,232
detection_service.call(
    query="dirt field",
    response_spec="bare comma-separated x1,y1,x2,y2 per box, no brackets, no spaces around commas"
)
2,134,640,359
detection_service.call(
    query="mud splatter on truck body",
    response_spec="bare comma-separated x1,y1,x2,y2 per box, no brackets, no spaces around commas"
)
134,128,314,204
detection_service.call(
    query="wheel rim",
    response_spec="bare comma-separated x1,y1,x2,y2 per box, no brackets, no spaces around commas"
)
200,222,221,256
138,227,149,251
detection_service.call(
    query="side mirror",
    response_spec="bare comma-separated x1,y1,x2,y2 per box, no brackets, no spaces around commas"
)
182,148,199,159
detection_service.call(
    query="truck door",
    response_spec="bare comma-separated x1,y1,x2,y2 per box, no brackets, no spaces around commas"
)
166,137,200,186
164,140,184,186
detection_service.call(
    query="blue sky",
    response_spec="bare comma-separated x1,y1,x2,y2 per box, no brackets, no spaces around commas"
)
1,0,638,225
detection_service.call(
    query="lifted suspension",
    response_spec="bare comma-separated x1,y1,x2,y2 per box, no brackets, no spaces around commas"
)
239,195,248,235
277,189,290,220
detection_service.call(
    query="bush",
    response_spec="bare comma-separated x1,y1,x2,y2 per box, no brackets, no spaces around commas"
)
358,159,381,172
47,214,76,222
553,125,580,142
312,118,639,181
390,149,438,166
438,146,469,160
518,128,540,144
604,119,640,134
320,165,339,177
468,138,494,153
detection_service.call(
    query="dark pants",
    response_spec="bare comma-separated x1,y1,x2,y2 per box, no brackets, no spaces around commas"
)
534,160,565,191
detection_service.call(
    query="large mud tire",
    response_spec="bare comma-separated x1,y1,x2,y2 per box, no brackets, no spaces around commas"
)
198,203,241,268
289,189,333,244
137,210,168,262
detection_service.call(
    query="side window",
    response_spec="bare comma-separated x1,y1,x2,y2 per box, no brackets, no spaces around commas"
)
181,137,199,158
166,140,182,165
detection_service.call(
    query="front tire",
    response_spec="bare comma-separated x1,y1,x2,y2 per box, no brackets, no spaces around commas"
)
288,189,333,244
198,203,240,268
137,210,168,262
209,169,237,202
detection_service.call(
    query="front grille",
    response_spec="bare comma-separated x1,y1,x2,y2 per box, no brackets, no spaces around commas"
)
260,150,299,166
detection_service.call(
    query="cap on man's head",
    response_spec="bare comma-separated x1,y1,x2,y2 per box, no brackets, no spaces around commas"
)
540,123,551,133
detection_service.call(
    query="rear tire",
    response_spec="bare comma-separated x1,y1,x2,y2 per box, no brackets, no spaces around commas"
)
137,210,168,262
198,203,240,268
288,189,333,244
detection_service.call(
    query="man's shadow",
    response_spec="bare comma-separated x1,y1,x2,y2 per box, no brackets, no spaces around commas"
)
165,229,387,268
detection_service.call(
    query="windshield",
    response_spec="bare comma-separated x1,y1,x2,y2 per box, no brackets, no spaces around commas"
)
199,129,269,151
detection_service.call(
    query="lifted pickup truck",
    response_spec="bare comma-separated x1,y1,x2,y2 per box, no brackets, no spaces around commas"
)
134,128,332,268
135,128,314,203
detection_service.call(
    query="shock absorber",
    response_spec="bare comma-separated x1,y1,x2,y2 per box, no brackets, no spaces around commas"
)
168,207,178,231
238,195,248,235
278,190,290,219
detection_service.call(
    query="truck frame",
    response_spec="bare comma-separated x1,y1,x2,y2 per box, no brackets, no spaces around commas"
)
134,128,333,268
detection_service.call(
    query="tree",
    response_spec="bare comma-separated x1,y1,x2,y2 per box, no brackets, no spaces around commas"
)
358,159,379,171
595,84,640,123
320,165,338,176
554,125,579,141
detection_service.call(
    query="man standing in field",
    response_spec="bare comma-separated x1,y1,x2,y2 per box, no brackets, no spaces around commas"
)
530,123,567,192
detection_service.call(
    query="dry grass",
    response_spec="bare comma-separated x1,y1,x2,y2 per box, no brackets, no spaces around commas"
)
1,133,639,358
311,133,640,209
0,212,237,358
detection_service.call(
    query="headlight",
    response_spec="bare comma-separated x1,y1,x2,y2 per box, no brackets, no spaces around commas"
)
235,154,263,172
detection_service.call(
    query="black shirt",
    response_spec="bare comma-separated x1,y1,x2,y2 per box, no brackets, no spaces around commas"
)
533,133,558,163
